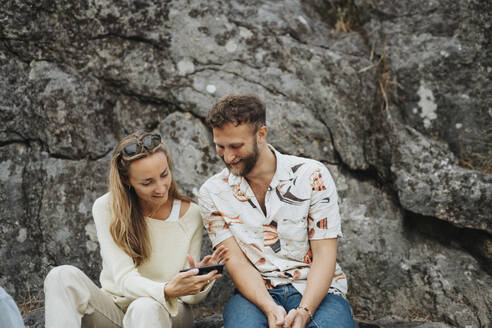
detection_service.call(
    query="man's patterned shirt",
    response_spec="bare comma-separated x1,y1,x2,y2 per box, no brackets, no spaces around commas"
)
198,146,347,295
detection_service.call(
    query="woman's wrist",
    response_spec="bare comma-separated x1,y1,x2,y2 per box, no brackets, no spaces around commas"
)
164,283,176,299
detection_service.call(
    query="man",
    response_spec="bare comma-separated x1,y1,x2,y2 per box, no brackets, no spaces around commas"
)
199,94,354,328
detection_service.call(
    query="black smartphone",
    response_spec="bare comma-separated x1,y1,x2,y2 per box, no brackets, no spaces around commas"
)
179,263,224,275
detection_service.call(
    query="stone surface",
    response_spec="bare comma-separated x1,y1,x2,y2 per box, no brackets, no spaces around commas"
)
333,164,492,327
391,125,492,234
159,111,223,197
355,0,492,185
193,314,223,328
355,0,492,173
351,0,492,233
1,0,491,327
23,308,44,328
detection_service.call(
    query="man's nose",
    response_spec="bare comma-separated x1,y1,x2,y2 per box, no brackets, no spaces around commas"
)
224,149,236,163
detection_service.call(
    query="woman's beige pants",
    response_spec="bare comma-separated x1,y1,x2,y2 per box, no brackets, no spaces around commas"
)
44,265,193,328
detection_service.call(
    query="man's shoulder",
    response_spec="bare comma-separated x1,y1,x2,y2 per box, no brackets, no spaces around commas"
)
277,151,328,175
277,152,338,194
199,168,230,194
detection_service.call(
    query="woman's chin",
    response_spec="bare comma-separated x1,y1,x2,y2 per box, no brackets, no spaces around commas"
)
151,196,168,204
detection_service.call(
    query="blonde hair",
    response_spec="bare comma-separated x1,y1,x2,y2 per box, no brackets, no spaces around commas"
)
108,131,190,266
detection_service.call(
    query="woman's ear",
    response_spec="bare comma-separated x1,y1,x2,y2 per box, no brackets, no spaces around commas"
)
122,178,131,187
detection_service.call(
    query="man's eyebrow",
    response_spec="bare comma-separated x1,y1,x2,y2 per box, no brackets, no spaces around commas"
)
214,142,243,146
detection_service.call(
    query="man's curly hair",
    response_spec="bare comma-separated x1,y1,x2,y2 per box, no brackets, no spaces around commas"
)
206,94,266,130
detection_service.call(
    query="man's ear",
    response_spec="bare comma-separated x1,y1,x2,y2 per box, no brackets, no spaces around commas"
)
256,125,268,143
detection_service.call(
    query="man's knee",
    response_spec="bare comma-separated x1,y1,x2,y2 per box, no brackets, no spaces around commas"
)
223,293,267,327
312,294,354,328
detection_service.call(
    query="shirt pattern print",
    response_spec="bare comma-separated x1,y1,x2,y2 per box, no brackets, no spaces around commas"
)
199,146,347,295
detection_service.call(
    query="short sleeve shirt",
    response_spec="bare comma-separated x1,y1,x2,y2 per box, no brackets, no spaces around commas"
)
198,146,347,295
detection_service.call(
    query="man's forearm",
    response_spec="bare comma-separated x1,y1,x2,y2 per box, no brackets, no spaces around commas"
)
221,238,277,313
227,256,277,312
299,239,337,315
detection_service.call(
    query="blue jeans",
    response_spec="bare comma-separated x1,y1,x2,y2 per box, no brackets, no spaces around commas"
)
0,287,24,328
223,284,355,328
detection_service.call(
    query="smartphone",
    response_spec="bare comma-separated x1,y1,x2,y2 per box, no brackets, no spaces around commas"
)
179,263,224,275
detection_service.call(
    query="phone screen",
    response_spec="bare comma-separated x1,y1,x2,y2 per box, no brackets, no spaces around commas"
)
180,263,224,275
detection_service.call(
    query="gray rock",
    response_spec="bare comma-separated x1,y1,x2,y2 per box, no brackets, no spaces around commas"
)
0,55,116,160
0,144,40,296
0,141,111,299
357,0,492,176
23,308,44,328
193,314,223,328
391,125,492,233
351,0,492,236
0,0,491,327
159,111,223,197
333,164,492,327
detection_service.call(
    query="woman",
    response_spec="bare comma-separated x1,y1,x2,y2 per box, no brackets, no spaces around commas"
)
44,131,226,327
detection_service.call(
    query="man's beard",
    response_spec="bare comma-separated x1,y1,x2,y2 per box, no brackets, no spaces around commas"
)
224,141,259,177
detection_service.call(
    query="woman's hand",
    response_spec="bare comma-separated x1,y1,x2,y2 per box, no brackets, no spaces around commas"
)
164,247,228,299
194,245,229,267
164,267,221,299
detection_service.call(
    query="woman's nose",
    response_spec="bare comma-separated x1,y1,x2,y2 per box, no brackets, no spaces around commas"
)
156,178,168,192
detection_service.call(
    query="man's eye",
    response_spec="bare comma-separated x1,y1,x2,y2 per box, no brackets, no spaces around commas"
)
142,182,151,186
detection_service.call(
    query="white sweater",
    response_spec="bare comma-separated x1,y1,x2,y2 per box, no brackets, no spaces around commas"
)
92,193,212,316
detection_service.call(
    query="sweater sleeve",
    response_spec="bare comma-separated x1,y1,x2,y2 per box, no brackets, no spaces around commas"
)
180,206,215,304
93,194,179,316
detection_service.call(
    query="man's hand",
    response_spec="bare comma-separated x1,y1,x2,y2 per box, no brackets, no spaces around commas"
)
265,303,287,328
195,245,228,267
284,308,310,328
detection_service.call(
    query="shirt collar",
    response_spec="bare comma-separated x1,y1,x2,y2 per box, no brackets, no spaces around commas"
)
227,144,293,188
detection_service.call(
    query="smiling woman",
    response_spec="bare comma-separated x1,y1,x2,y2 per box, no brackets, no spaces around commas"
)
43,131,228,328
127,152,173,216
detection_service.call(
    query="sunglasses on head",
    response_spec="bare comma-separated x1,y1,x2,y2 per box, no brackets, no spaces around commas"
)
122,134,162,158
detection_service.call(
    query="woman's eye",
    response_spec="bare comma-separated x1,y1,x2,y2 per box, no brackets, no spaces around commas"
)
161,172,168,178
142,182,151,186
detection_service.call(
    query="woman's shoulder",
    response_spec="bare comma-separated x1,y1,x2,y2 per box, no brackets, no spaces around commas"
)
92,192,112,224
182,201,200,216
180,201,201,224
93,192,111,210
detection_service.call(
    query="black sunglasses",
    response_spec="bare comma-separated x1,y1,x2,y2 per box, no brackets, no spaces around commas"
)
122,134,162,158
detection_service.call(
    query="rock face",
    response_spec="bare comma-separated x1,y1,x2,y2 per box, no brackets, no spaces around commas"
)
0,1,491,327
